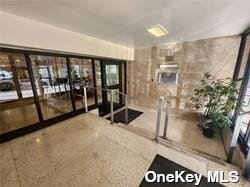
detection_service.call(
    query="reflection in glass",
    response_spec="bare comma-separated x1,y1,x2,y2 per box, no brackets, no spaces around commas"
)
0,53,39,134
14,56,34,98
239,73,250,146
0,54,18,101
30,55,73,119
70,58,95,109
234,35,250,146
94,60,102,104
105,65,119,86
107,88,120,103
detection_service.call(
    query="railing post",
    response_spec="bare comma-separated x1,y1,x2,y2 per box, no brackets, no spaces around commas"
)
155,96,164,143
227,116,242,162
125,95,128,125
110,90,114,124
162,100,169,139
83,86,88,113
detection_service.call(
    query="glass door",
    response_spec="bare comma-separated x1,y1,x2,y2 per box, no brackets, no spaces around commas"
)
99,61,122,115
69,58,95,110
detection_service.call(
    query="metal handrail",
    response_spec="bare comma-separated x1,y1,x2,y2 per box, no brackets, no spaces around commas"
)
155,96,170,143
86,86,127,96
80,86,128,125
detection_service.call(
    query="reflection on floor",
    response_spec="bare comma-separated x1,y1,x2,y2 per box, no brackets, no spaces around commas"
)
0,96,96,134
0,103,39,133
127,104,227,160
74,97,96,110
0,113,248,186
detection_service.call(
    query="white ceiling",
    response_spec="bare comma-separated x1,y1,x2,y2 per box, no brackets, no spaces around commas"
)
1,0,250,48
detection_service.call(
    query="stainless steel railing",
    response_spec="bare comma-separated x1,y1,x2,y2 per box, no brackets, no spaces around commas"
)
155,96,170,143
81,86,128,125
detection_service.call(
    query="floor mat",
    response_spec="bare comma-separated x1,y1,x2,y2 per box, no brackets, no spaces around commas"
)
106,108,143,124
98,102,122,117
140,154,224,187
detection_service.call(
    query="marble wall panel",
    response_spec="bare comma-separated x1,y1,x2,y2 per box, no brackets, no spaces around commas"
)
128,35,241,110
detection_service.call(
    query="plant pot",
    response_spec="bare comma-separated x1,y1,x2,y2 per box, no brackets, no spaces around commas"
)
202,127,215,138
198,114,216,138
198,114,211,128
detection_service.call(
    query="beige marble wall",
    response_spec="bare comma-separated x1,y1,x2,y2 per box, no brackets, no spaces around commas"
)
128,35,241,109
128,35,245,168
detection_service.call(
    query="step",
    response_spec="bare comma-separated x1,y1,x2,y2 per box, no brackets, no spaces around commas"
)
118,123,229,166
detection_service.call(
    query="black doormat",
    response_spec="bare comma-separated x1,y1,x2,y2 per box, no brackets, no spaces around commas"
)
140,154,224,187
98,102,122,117
106,108,143,124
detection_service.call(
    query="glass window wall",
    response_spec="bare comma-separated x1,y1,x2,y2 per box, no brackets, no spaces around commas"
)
30,55,73,120
0,53,39,134
70,58,95,109
0,49,125,142
233,32,250,151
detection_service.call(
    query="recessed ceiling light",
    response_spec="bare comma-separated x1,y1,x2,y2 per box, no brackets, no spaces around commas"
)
147,25,168,37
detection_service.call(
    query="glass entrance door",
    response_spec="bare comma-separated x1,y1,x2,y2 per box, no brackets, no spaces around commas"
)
98,61,123,116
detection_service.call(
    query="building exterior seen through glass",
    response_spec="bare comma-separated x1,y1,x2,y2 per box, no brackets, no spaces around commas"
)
70,58,95,109
0,53,39,134
30,55,73,120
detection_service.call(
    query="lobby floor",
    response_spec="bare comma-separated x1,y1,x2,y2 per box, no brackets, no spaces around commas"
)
0,113,248,186
127,104,227,160
0,96,96,134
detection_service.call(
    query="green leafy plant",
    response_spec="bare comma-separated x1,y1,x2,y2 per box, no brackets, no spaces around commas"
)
190,72,241,135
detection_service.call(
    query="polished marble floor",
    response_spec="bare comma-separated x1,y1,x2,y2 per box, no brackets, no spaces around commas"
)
127,104,227,159
0,113,249,186
0,96,95,134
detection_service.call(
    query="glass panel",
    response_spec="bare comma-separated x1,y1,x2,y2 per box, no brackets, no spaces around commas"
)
70,58,95,109
234,34,250,146
0,54,18,101
94,60,102,104
234,36,250,93
107,89,120,103
121,62,125,104
239,73,250,146
14,55,34,98
0,53,39,134
238,36,250,81
30,55,73,120
105,64,119,86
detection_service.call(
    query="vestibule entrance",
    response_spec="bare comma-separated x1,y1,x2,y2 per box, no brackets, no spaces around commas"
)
96,60,125,116
0,48,126,142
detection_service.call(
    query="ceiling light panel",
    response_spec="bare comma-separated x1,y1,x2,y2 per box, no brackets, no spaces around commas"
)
147,25,168,37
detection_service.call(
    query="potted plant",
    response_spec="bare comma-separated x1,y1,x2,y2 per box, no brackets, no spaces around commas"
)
190,72,240,138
